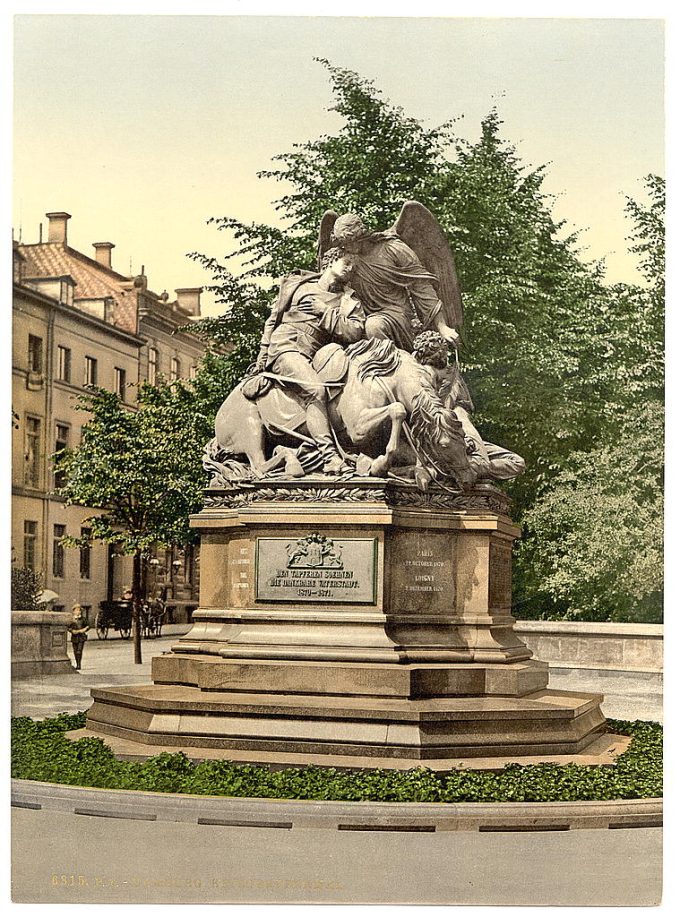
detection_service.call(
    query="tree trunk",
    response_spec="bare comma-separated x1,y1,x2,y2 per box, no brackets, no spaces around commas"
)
132,550,143,665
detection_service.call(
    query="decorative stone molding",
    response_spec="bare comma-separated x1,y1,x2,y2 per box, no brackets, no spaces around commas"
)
203,479,511,515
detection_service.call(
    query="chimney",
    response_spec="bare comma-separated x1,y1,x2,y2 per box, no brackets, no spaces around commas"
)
45,212,71,244
175,287,202,316
93,242,115,269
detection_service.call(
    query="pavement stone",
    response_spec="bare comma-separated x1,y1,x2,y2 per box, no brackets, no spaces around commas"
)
11,625,663,724
11,625,191,719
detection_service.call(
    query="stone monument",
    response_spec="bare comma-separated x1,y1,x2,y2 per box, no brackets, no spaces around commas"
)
82,202,619,768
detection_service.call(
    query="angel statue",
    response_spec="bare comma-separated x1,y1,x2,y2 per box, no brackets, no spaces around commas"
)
317,201,463,352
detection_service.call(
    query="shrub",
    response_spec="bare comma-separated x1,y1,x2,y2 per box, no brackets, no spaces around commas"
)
11,566,43,611
11,714,661,803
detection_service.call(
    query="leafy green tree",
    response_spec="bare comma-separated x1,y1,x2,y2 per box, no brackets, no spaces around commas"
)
56,381,207,663
516,176,664,622
188,62,614,499
434,110,614,511
186,59,456,410
518,401,663,622
186,60,663,622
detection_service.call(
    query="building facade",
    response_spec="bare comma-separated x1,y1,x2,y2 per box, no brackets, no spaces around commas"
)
12,212,210,622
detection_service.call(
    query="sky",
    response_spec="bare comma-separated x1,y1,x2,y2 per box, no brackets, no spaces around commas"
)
12,13,665,316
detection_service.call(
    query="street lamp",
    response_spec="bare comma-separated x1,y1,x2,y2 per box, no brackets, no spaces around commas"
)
149,557,161,602
170,558,181,594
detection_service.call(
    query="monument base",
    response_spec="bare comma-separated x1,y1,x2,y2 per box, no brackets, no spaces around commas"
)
69,721,630,771
85,681,607,765
11,611,75,678
83,481,615,769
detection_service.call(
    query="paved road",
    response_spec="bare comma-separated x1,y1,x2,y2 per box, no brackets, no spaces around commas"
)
11,628,664,905
11,807,662,905
549,667,663,723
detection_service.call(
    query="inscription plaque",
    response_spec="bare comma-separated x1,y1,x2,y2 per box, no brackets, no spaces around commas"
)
389,529,454,613
488,540,513,609
255,533,377,604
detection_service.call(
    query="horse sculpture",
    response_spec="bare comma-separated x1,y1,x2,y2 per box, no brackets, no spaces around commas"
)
211,338,475,488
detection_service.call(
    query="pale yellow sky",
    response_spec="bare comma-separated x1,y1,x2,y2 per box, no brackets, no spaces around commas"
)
13,15,664,316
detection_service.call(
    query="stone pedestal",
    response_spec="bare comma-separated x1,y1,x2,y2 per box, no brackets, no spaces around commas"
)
85,480,610,767
11,611,75,678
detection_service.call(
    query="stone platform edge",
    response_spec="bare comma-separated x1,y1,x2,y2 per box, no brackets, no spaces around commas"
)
11,779,662,832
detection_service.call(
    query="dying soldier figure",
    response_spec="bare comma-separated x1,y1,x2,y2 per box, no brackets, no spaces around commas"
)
252,247,365,474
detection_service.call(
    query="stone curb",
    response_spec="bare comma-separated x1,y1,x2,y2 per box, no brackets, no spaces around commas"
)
11,779,662,832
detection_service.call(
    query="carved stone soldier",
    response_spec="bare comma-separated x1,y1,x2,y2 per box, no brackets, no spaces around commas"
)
253,247,365,474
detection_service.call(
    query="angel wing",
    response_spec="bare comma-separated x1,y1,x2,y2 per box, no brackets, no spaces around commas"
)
392,201,464,330
316,209,340,270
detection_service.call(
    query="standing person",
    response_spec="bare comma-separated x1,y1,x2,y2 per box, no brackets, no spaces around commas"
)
68,603,89,671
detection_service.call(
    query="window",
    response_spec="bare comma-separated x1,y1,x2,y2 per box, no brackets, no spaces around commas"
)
79,527,91,580
54,423,69,489
84,356,97,386
114,367,126,399
28,335,43,374
170,357,180,381
24,416,41,487
148,347,158,384
52,524,66,578
23,521,38,571
57,346,71,382
189,364,197,381
60,279,74,307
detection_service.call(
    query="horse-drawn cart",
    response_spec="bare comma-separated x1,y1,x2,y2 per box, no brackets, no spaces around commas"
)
95,600,132,640
141,600,165,639
96,599,166,640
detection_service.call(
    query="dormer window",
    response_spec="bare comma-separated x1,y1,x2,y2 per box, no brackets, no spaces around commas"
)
60,278,75,307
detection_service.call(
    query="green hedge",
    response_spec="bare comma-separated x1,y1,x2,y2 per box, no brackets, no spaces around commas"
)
11,713,661,803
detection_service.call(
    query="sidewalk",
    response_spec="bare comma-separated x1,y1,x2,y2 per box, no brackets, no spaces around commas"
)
11,625,191,720
11,625,662,723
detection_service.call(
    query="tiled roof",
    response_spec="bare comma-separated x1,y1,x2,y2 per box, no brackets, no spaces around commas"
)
18,242,138,333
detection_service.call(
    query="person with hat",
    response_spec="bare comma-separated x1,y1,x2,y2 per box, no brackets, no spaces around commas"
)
68,603,90,671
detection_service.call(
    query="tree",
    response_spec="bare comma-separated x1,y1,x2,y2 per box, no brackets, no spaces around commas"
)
188,62,614,506
56,380,207,663
516,176,664,622
186,60,663,622
517,400,663,622
186,59,457,401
